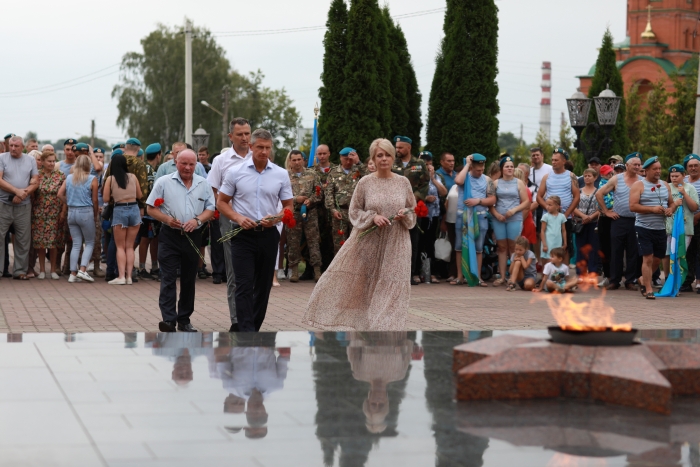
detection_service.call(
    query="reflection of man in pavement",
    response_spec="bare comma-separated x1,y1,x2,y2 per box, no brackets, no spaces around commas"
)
147,332,214,386
214,332,289,439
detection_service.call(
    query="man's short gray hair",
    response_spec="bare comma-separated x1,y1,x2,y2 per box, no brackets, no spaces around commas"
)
9,135,23,145
250,129,273,145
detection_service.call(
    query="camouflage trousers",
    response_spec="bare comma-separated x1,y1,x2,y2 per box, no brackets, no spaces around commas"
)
287,209,321,267
331,208,352,255
91,215,102,263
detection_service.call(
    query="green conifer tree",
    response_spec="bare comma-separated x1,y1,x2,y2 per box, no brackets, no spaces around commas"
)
318,0,348,156
587,29,630,158
426,39,447,155
340,0,392,156
429,0,500,160
383,8,409,144
395,20,422,151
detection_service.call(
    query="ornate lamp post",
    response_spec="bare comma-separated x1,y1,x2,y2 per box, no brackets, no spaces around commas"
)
192,125,210,153
566,84,621,163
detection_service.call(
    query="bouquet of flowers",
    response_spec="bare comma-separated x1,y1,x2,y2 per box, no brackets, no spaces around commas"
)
650,184,664,206
154,198,207,265
359,201,428,239
218,208,296,243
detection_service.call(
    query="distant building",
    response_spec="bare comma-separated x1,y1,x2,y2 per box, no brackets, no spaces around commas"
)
578,0,699,97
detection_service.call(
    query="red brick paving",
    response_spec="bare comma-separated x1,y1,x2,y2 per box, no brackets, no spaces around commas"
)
0,272,697,332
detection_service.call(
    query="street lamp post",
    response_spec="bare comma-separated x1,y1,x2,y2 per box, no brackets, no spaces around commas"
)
201,89,229,151
566,84,621,163
192,125,210,153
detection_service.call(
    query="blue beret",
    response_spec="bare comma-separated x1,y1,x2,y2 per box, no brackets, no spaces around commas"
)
4,133,15,139
499,155,513,168
625,152,642,163
339,147,355,156
472,153,487,162
112,148,124,157
552,148,569,160
112,142,125,150
394,135,412,145
145,143,162,155
75,142,89,151
642,156,659,169
683,154,700,168
669,164,685,173
64,138,77,146
419,151,433,159
125,137,141,146
93,148,104,154
137,149,144,157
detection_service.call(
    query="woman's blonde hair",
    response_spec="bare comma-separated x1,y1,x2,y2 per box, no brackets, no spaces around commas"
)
513,168,526,184
72,155,91,185
369,138,396,164
28,150,42,160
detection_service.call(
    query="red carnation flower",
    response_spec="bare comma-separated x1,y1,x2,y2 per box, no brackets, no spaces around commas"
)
340,241,345,246
282,208,296,229
338,230,343,235
154,198,165,207
315,186,321,196
415,200,429,218
651,187,656,192
656,184,662,189
214,210,220,220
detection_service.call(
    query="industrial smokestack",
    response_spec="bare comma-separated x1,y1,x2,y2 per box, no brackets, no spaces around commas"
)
539,61,551,142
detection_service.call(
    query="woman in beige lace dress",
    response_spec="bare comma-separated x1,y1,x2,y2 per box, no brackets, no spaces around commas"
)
303,138,416,330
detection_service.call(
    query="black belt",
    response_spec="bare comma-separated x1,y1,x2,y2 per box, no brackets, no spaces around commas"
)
115,201,138,206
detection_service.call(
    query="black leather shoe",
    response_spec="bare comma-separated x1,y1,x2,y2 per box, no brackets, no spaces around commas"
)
605,283,620,290
3,271,13,278
105,273,117,282
625,283,637,291
177,323,198,332
213,276,222,284
229,323,239,332
159,321,177,332
680,284,693,292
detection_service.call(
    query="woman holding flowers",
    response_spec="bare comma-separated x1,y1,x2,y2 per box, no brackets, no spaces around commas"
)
303,138,417,331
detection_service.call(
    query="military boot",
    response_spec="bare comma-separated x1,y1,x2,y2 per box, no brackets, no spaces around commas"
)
289,265,299,283
314,266,322,282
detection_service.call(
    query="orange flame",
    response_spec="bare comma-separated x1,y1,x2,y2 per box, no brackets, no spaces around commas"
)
533,289,632,332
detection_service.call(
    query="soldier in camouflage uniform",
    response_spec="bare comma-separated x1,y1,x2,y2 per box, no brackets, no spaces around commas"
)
326,147,368,254
391,136,430,285
286,150,323,282
310,144,335,271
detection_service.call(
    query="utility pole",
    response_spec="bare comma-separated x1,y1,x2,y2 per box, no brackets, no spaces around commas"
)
221,85,230,150
693,57,700,154
90,119,95,148
519,124,523,147
185,19,193,145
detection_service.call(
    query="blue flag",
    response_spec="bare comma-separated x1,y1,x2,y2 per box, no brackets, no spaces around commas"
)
307,117,319,168
656,205,686,298
460,173,480,286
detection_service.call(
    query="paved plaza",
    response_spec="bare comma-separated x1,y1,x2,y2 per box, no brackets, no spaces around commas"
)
1,274,698,333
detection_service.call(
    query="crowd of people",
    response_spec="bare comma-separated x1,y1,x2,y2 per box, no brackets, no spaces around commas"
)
2,122,700,332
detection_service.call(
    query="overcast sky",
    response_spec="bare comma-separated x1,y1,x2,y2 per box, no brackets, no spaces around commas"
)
1,0,627,148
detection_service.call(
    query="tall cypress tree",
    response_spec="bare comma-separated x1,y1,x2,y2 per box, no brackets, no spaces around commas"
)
391,17,422,151
341,0,392,156
587,29,630,158
426,38,447,156
318,0,348,156
383,8,409,144
428,0,500,160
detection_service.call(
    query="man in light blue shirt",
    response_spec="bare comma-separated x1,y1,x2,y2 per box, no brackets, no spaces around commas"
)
217,129,293,332
147,150,215,333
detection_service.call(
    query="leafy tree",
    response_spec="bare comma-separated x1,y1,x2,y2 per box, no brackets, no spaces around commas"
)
318,0,348,156
428,0,500,161
587,29,630,160
24,131,37,142
666,59,698,162
637,80,670,166
497,132,519,154
383,8,409,145
534,129,553,162
112,22,300,154
625,82,643,150
77,136,110,150
340,0,393,154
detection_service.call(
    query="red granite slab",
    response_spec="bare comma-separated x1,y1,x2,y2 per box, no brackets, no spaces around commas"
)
562,345,597,398
453,334,541,373
590,347,672,414
646,342,700,395
456,341,568,400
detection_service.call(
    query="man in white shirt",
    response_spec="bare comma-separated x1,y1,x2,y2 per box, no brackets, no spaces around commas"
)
528,146,553,256
217,129,293,332
207,118,252,332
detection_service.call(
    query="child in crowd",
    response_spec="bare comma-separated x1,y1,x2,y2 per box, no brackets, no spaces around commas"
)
506,236,537,291
539,195,566,266
534,247,577,293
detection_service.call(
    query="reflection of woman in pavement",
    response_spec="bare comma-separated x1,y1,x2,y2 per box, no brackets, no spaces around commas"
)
312,331,414,467
213,332,289,439
346,332,412,433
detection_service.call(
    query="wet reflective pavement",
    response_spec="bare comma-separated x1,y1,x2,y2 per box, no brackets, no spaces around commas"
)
2,330,700,466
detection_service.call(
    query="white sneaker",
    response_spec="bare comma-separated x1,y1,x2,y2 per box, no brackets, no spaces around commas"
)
51,272,60,280
68,274,82,283
695,282,700,290
87,262,94,272
276,269,286,281
37,272,45,280
77,270,94,282
108,277,126,285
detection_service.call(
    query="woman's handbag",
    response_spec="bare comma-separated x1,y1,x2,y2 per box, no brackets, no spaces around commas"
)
570,217,583,234
101,203,113,221
434,232,452,262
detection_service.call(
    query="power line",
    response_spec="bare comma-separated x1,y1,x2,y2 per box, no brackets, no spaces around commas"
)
212,7,445,37
0,70,120,99
0,63,120,97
